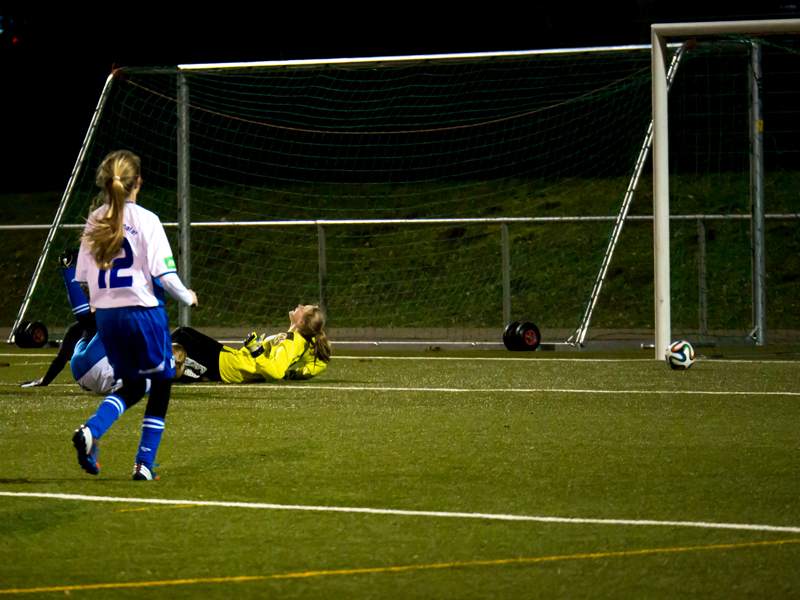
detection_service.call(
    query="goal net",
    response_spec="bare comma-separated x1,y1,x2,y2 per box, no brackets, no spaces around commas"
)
15,47,659,345
13,35,800,350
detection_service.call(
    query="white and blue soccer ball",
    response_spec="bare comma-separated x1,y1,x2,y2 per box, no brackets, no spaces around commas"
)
665,340,695,370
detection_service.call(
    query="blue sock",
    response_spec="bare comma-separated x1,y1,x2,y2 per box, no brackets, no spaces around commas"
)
136,416,165,468
61,267,90,318
85,395,126,439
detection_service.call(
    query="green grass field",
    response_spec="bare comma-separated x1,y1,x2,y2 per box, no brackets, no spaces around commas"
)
1,346,799,598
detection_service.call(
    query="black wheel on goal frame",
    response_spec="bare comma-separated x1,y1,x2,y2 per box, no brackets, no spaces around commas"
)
15,321,49,349
515,322,541,351
503,322,521,351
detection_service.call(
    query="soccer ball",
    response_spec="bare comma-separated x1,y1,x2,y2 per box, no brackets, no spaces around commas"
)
665,340,695,370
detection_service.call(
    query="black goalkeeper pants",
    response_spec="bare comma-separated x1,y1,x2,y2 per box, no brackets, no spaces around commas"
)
171,327,223,382
39,313,98,386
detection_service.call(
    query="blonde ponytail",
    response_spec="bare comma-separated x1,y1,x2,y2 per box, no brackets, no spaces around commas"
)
83,150,141,270
296,306,332,364
312,328,332,364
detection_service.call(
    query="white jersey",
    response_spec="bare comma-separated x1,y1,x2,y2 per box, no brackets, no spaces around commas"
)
70,334,121,395
76,356,120,395
75,202,177,308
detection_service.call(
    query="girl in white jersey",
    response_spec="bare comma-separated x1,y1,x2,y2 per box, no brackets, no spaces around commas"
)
72,150,197,481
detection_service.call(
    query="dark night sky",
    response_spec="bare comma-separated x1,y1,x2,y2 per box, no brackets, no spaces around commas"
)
2,1,798,194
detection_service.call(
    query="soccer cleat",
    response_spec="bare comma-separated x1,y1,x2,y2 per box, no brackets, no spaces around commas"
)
59,248,78,270
243,332,265,358
72,425,100,475
132,463,159,481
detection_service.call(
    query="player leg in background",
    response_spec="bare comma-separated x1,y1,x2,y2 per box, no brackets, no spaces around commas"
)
171,327,224,382
59,249,94,328
21,250,97,388
134,379,171,480
131,309,178,480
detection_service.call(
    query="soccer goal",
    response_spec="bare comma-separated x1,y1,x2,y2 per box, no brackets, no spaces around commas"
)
12,33,800,350
650,19,800,358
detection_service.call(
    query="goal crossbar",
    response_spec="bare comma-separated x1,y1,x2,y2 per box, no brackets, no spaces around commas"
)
177,44,681,71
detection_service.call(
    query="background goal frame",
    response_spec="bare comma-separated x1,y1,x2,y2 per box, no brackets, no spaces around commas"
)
651,18,800,359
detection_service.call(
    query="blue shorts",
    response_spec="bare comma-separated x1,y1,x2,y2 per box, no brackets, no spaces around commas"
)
94,306,175,381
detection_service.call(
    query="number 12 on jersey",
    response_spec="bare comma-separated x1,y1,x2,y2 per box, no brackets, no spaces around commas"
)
98,238,134,289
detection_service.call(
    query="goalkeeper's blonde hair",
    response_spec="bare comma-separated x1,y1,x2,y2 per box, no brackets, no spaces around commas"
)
83,150,141,270
296,306,331,364
172,343,187,379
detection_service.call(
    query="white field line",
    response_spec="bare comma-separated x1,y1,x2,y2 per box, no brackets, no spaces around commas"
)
1,353,651,362
3,383,799,395
0,383,104,391
3,363,53,366
1,491,798,534
176,385,800,396
0,354,647,361
3,353,799,364
336,356,800,363
338,356,655,362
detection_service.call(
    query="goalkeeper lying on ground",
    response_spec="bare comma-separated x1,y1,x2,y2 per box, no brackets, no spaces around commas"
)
172,304,331,383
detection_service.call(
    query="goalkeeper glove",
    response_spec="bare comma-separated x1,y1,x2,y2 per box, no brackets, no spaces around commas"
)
243,332,265,358
59,248,78,270
21,378,46,388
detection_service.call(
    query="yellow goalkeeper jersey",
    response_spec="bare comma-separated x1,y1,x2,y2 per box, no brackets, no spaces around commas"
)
218,331,327,383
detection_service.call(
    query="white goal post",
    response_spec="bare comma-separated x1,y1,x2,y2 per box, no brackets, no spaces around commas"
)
651,18,800,360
